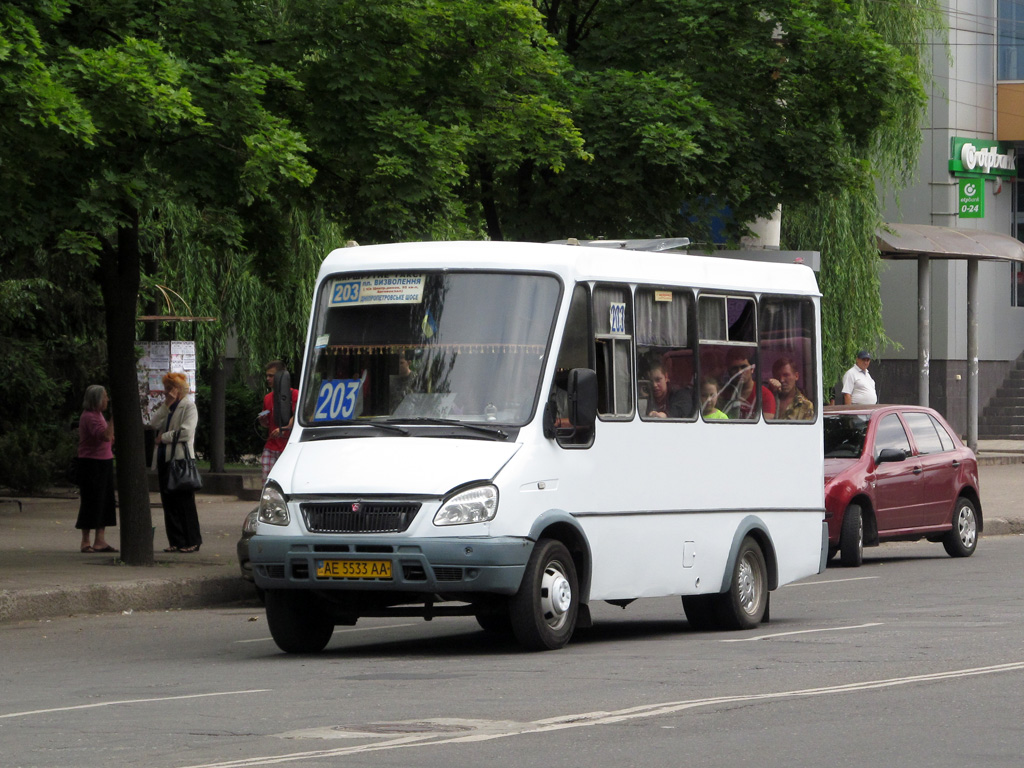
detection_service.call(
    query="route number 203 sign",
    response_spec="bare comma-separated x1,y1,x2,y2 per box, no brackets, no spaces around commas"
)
312,379,362,422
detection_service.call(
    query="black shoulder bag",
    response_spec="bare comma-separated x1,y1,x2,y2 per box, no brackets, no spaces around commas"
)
167,430,203,492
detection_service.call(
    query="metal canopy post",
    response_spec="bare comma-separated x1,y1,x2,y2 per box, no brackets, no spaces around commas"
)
967,259,979,453
917,255,931,407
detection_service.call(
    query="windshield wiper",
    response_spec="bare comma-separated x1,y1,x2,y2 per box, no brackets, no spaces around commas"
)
385,417,509,440
304,422,410,439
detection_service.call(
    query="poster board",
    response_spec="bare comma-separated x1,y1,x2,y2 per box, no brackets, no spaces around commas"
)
138,340,197,422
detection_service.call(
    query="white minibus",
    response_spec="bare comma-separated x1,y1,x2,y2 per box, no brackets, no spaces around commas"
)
250,240,827,653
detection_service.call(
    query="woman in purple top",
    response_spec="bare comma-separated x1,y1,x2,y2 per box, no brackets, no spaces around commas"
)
76,385,117,553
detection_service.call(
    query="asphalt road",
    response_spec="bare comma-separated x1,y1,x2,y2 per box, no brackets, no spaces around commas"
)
3,534,1024,768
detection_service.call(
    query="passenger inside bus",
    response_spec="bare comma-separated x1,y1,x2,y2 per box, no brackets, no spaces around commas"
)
645,359,695,419
700,376,728,420
768,356,815,421
719,348,776,420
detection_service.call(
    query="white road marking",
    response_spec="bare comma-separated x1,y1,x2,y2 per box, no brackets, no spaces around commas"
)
178,662,1024,768
235,622,419,644
784,576,880,587
0,689,269,720
721,622,883,642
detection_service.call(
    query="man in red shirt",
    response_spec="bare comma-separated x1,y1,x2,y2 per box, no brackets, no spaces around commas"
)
259,360,298,484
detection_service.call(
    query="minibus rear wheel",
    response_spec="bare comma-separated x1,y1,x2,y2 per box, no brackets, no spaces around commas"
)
715,536,768,630
265,590,334,654
510,539,578,651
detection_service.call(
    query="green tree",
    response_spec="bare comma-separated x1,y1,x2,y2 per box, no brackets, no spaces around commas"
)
783,0,945,388
486,0,925,244
2,1,315,563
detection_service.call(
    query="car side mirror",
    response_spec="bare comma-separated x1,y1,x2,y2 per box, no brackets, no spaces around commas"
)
876,447,907,464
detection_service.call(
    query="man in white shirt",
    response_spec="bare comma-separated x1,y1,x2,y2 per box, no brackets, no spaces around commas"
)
842,350,877,404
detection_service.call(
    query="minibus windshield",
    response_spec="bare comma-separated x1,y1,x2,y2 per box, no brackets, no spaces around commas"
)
300,271,561,428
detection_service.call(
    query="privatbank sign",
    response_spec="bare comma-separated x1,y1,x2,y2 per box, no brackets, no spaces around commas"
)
949,138,1017,178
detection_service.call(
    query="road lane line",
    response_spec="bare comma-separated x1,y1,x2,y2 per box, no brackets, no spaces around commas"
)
721,622,883,642
784,576,880,587
178,661,1024,768
0,690,269,720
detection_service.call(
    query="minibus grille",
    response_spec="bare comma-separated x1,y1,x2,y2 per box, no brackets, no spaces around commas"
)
301,501,421,533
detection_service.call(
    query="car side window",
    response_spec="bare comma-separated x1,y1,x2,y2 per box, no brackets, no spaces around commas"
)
929,415,956,451
903,412,945,455
874,413,911,457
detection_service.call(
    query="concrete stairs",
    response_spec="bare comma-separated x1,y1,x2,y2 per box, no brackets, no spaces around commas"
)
979,354,1024,439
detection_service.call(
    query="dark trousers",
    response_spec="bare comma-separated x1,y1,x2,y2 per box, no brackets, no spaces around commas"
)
157,457,202,548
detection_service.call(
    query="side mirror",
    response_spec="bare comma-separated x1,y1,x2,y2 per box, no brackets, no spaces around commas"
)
273,369,292,427
568,368,598,432
876,447,907,464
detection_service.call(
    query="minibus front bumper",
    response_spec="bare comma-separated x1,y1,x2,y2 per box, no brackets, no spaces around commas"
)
249,534,534,595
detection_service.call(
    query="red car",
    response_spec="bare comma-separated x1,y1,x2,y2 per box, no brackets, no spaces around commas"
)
823,405,982,567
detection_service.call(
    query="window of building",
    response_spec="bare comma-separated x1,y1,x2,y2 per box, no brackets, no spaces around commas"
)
999,1,1024,80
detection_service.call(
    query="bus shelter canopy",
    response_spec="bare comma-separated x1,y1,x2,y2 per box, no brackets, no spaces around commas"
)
877,223,1024,262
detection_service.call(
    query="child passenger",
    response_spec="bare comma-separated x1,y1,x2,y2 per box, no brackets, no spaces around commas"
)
701,377,728,420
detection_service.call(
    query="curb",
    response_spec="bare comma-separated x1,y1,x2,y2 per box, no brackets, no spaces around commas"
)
0,576,259,625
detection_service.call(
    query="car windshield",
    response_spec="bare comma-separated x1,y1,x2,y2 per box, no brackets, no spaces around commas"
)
823,414,870,458
300,271,561,428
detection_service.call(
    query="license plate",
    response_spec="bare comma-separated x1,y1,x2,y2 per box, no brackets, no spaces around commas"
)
315,559,392,579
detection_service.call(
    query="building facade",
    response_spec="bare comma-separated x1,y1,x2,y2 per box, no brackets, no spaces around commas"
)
876,0,1024,435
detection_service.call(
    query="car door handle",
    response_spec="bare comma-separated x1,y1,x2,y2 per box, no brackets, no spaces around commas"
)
952,460,961,468
912,467,923,475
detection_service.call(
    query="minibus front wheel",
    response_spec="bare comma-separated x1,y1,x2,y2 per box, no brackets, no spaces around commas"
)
265,590,335,654
510,538,579,651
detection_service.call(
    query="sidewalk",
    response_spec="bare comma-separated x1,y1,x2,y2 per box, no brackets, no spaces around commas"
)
2,442,1023,625
0,490,260,624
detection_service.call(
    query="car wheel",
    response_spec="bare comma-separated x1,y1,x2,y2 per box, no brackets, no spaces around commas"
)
839,504,863,567
510,539,578,651
682,594,719,631
943,497,978,558
265,590,334,654
714,536,768,630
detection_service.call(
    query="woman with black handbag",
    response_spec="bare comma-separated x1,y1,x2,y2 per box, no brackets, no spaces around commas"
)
148,372,203,553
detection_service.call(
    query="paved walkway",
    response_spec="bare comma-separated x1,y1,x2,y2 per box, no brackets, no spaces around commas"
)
2,442,1022,625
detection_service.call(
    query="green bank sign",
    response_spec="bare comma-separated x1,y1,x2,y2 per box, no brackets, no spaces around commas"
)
958,178,984,218
949,138,1017,178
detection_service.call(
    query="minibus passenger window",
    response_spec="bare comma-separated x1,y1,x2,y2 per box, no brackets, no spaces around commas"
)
699,295,765,420
636,288,696,421
593,285,633,418
760,298,817,422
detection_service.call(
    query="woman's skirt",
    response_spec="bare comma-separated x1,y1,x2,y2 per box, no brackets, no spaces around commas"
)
75,457,117,530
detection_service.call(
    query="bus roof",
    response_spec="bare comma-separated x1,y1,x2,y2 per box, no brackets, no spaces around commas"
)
319,240,820,297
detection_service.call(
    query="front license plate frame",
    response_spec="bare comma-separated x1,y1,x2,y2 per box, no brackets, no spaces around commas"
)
315,558,393,580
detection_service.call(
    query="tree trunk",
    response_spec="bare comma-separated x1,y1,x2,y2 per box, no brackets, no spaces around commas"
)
100,206,154,566
209,354,226,473
477,159,504,241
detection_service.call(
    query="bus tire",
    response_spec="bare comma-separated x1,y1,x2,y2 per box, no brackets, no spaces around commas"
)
839,504,863,568
265,590,334,654
943,497,978,558
682,595,719,631
715,536,768,630
510,539,578,651
475,602,514,635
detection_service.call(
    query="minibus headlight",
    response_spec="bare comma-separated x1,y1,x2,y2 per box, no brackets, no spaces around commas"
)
258,483,290,526
434,485,498,526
